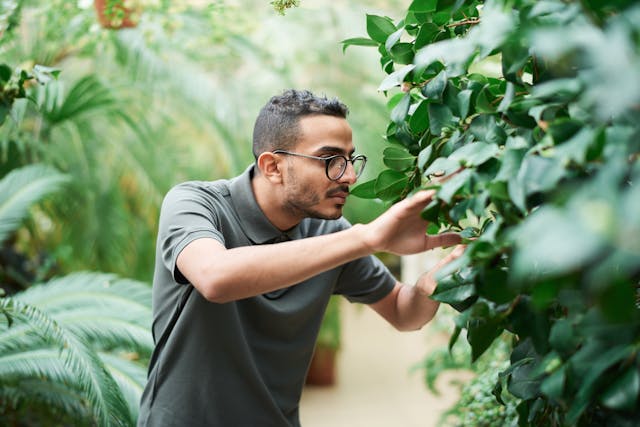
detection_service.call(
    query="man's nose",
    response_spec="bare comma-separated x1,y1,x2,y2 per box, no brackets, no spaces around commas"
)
339,162,358,184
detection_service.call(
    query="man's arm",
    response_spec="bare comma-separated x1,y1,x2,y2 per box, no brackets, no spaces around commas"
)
369,245,466,331
176,190,460,303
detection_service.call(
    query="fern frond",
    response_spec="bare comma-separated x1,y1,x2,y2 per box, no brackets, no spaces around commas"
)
0,297,133,426
0,379,92,425
100,351,148,422
13,271,153,354
0,164,69,243
17,272,151,313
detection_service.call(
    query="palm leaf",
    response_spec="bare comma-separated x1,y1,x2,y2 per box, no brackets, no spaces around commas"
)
0,163,69,244
15,272,153,354
0,297,133,426
100,351,148,422
0,379,91,425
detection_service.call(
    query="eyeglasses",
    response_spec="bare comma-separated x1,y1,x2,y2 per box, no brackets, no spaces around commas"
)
272,150,367,181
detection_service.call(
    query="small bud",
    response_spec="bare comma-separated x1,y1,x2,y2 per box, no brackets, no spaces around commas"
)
401,82,412,93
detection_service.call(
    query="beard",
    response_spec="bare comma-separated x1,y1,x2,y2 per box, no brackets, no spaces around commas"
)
283,174,348,221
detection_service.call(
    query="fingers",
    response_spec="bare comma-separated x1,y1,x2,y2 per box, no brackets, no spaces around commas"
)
432,244,467,271
425,232,462,250
400,190,436,212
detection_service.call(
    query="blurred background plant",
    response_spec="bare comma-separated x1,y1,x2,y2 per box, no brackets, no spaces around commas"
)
1,0,414,424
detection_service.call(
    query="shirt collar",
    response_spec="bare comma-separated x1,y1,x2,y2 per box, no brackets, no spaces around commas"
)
229,165,304,244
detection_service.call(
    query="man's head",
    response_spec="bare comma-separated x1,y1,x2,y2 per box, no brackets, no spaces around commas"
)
252,89,349,159
252,89,364,229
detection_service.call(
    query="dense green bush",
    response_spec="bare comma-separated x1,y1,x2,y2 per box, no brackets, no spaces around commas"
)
345,0,640,425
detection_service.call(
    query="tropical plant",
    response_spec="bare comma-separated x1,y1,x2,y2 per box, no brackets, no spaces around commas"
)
0,273,153,426
0,164,152,425
345,0,640,425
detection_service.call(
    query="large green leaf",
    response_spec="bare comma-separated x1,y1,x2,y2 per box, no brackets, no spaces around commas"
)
0,297,132,426
0,164,69,244
383,145,416,171
600,368,640,412
449,141,500,167
374,170,409,201
366,14,397,44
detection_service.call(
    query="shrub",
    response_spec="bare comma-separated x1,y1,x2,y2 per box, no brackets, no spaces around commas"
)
345,0,640,424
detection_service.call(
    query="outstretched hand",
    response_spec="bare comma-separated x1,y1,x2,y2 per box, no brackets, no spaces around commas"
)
364,190,461,255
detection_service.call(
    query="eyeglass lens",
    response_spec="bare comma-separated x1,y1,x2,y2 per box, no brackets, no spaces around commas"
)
327,156,365,180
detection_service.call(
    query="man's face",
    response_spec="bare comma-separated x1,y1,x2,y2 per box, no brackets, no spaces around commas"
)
281,115,357,221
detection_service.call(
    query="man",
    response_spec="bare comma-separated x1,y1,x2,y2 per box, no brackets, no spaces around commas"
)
137,89,462,426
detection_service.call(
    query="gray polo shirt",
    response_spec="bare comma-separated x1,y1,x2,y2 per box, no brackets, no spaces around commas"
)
138,166,396,427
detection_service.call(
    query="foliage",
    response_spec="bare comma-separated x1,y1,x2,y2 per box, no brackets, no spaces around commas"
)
346,0,640,425
0,272,153,426
417,324,519,426
0,163,152,425
271,0,300,15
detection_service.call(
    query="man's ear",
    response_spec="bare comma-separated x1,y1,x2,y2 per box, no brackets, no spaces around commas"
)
257,152,284,184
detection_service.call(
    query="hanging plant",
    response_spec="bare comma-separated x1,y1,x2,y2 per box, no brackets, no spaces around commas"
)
94,0,141,29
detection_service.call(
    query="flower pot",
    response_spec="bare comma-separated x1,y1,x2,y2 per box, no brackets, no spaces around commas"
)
305,346,337,386
94,0,141,29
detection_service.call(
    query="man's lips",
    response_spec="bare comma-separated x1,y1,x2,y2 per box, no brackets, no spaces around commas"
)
327,187,349,202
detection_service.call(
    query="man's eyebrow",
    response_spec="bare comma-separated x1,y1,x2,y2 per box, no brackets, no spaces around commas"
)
314,146,356,156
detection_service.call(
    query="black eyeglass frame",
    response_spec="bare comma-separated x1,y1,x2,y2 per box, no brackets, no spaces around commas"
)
272,150,367,181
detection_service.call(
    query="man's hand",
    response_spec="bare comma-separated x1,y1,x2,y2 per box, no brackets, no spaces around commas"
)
363,190,461,255
415,244,467,296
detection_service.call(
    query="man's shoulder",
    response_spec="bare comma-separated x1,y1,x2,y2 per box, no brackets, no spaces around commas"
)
166,178,231,200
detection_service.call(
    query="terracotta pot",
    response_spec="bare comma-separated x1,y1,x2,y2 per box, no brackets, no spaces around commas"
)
305,346,337,386
94,0,140,29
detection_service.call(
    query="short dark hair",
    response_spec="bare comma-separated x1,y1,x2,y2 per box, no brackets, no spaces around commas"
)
252,89,349,159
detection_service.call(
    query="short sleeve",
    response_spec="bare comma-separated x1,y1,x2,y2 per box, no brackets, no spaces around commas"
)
157,182,226,284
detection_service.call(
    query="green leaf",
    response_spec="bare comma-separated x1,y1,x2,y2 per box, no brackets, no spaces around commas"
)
508,361,540,400
495,147,526,182
567,344,633,424
600,368,640,411
0,165,70,244
417,145,433,169
391,93,411,124
384,27,404,52
540,365,565,399
374,170,409,201
415,23,441,49
424,156,460,177
383,145,416,171
350,178,377,199
469,114,507,145
378,65,416,91
422,70,448,101
341,37,378,53
457,90,472,120
366,14,397,44
0,64,11,83
409,99,431,133
518,155,565,196
428,103,454,136
477,268,516,304
390,43,415,65
409,0,437,13
467,312,504,361
432,279,475,305
512,207,604,279
450,142,500,167
438,169,471,203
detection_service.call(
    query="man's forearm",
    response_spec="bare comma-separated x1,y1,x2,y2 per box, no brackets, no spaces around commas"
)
387,278,441,331
191,224,372,303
